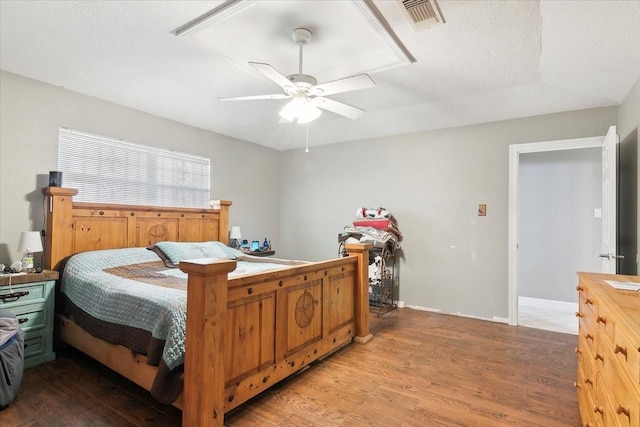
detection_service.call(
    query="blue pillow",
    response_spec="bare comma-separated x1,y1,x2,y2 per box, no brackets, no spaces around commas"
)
148,241,241,268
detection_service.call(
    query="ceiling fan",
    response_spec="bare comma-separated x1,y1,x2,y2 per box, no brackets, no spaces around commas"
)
219,28,376,124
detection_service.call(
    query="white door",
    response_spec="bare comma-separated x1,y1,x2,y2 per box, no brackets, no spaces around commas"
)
600,125,619,273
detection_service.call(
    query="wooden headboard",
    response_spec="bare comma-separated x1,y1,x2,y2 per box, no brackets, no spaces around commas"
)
43,187,231,270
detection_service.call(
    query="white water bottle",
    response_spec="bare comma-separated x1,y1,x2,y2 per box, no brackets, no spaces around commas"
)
21,249,34,272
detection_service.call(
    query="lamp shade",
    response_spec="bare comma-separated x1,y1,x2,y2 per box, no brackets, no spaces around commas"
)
18,231,43,253
279,97,321,124
230,226,242,240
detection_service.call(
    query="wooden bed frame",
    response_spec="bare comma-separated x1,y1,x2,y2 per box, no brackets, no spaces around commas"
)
43,187,372,426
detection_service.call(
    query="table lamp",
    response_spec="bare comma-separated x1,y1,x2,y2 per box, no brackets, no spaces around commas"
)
229,226,242,249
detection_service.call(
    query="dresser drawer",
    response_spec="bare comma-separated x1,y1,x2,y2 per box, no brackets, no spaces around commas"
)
0,281,49,307
578,335,596,387
593,372,606,425
577,365,597,427
613,325,640,388
580,319,597,359
595,300,616,344
580,289,598,321
600,361,639,427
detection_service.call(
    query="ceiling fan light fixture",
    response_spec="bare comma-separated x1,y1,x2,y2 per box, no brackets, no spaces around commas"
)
279,97,321,124
298,103,321,124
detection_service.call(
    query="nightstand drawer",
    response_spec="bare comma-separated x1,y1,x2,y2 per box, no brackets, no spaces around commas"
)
24,332,45,359
10,303,47,332
0,281,49,307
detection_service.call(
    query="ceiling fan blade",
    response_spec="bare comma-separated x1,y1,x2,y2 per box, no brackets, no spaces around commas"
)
249,62,295,91
309,74,375,97
313,97,365,120
219,94,290,101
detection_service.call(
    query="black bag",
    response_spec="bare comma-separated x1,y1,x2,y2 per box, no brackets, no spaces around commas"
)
0,309,24,409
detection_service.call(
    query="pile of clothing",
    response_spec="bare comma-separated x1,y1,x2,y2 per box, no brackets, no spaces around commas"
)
339,207,403,250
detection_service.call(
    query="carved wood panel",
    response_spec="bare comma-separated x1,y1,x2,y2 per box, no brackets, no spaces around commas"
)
286,281,322,354
135,217,179,246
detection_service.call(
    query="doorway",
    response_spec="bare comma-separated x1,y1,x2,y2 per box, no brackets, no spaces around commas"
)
508,135,607,330
517,148,601,334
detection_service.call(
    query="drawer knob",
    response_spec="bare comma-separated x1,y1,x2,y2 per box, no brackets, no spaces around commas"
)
616,405,631,418
585,378,593,385
574,347,582,354
18,317,28,324
593,406,604,415
573,382,579,389
585,298,593,305
575,312,582,318
576,285,584,291
596,316,606,325
585,333,593,341
614,344,627,357
594,353,604,362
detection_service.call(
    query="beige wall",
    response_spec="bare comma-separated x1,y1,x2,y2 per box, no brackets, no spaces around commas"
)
2,68,634,321
279,107,618,320
0,71,281,265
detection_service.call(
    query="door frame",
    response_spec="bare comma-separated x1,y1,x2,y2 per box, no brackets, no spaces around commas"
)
508,136,604,326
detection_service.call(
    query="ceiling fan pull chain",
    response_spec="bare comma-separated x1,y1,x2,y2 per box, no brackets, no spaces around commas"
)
305,124,310,153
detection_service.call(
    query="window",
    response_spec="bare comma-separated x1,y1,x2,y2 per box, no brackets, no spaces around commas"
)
58,128,210,208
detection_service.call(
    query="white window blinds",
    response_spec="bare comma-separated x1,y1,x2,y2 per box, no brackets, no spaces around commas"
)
58,128,210,208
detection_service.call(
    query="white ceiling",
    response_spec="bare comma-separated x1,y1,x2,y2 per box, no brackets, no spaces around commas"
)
1,0,640,151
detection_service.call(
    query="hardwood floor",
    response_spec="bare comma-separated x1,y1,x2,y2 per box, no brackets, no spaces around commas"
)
1,309,580,426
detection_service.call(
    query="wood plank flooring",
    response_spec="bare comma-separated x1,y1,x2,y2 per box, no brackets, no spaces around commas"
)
1,309,580,426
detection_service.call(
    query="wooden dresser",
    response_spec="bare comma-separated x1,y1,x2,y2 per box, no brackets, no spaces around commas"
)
575,272,640,427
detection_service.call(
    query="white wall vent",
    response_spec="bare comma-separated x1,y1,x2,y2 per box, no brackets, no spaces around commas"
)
396,0,445,32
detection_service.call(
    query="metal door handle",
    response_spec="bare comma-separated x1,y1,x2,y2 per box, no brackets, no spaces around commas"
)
599,253,625,260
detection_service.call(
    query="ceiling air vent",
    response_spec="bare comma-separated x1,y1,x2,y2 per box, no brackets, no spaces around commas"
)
396,0,445,32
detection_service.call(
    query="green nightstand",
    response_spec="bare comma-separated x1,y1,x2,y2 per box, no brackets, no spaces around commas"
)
0,270,58,368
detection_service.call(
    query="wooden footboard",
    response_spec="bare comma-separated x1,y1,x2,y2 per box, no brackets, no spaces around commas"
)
180,243,372,426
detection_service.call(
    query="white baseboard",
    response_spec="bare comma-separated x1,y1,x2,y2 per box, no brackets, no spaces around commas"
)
403,304,509,324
